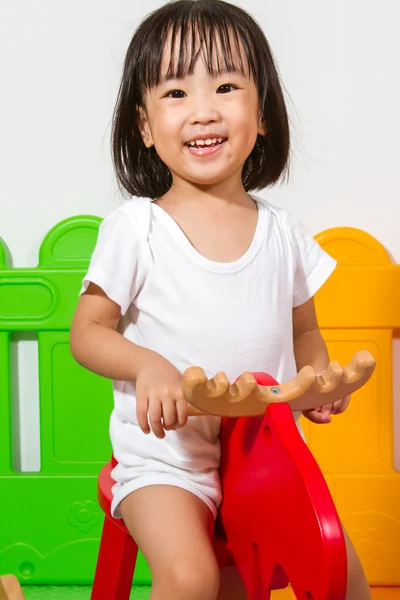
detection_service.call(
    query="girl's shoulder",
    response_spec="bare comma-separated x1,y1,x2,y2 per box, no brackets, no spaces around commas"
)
103,197,152,240
250,194,306,237
112,196,152,222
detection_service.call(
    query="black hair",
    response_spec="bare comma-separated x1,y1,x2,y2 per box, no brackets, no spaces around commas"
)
112,0,290,197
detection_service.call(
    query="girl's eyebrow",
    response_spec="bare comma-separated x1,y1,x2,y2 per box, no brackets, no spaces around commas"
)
212,68,246,78
159,67,246,84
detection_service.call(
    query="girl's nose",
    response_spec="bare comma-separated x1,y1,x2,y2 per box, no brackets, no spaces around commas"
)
188,100,221,125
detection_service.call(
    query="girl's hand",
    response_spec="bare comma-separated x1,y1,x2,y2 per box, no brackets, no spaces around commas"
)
302,394,351,424
135,356,188,438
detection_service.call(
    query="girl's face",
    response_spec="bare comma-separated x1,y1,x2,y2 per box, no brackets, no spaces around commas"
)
139,35,266,193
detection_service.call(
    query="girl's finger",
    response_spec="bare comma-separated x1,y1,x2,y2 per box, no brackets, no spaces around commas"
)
136,395,150,434
334,395,351,414
162,400,177,430
149,400,165,439
332,400,343,413
303,409,332,424
321,403,334,415
175,397,189,428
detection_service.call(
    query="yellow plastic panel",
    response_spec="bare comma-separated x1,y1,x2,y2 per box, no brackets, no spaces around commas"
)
302,331,391,473
338,477,400,584
315,228,400,330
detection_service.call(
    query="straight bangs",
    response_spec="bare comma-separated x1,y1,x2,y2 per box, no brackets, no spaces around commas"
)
136,4,261,105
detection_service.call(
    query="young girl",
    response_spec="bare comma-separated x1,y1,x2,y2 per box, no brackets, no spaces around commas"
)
71,1,371,598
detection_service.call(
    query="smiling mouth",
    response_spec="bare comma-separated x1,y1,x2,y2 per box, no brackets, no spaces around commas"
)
185,138,227,149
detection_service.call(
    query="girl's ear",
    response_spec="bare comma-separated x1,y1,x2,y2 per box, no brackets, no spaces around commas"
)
258,114,267,136
138,106,154,148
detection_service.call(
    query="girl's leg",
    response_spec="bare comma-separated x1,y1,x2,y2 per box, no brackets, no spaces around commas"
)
120,485,220,600
343,525,372,600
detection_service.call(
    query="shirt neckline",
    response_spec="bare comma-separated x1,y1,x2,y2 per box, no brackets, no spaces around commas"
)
150,195,268,273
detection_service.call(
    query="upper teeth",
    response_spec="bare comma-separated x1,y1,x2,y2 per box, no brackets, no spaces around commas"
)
188,138,224,146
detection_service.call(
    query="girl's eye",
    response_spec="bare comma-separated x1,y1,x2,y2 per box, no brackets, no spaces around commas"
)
217,84,237,94
166,89,186,98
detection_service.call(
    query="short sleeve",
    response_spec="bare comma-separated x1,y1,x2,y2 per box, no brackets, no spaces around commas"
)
80,208,141,315
290,215,336,308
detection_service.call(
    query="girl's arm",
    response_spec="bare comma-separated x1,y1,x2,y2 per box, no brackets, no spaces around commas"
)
70,283,187,438
292,297,329,374
292,297,351,424
70,282,159,380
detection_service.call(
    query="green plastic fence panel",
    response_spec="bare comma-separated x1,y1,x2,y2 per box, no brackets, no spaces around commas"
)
0,217,151,585
0,332,11,474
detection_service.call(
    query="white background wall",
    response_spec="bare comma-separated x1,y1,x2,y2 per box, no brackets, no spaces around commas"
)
1,0,399,470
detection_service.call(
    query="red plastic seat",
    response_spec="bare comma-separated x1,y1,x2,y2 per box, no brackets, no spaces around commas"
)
91,373,347,600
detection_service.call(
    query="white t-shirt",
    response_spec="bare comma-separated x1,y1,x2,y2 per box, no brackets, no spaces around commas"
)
81,194,336,461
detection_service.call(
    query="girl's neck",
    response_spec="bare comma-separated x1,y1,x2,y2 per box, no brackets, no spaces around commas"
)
157,175,254,211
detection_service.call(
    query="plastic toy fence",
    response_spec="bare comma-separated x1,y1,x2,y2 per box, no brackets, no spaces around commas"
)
0,216,400,586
